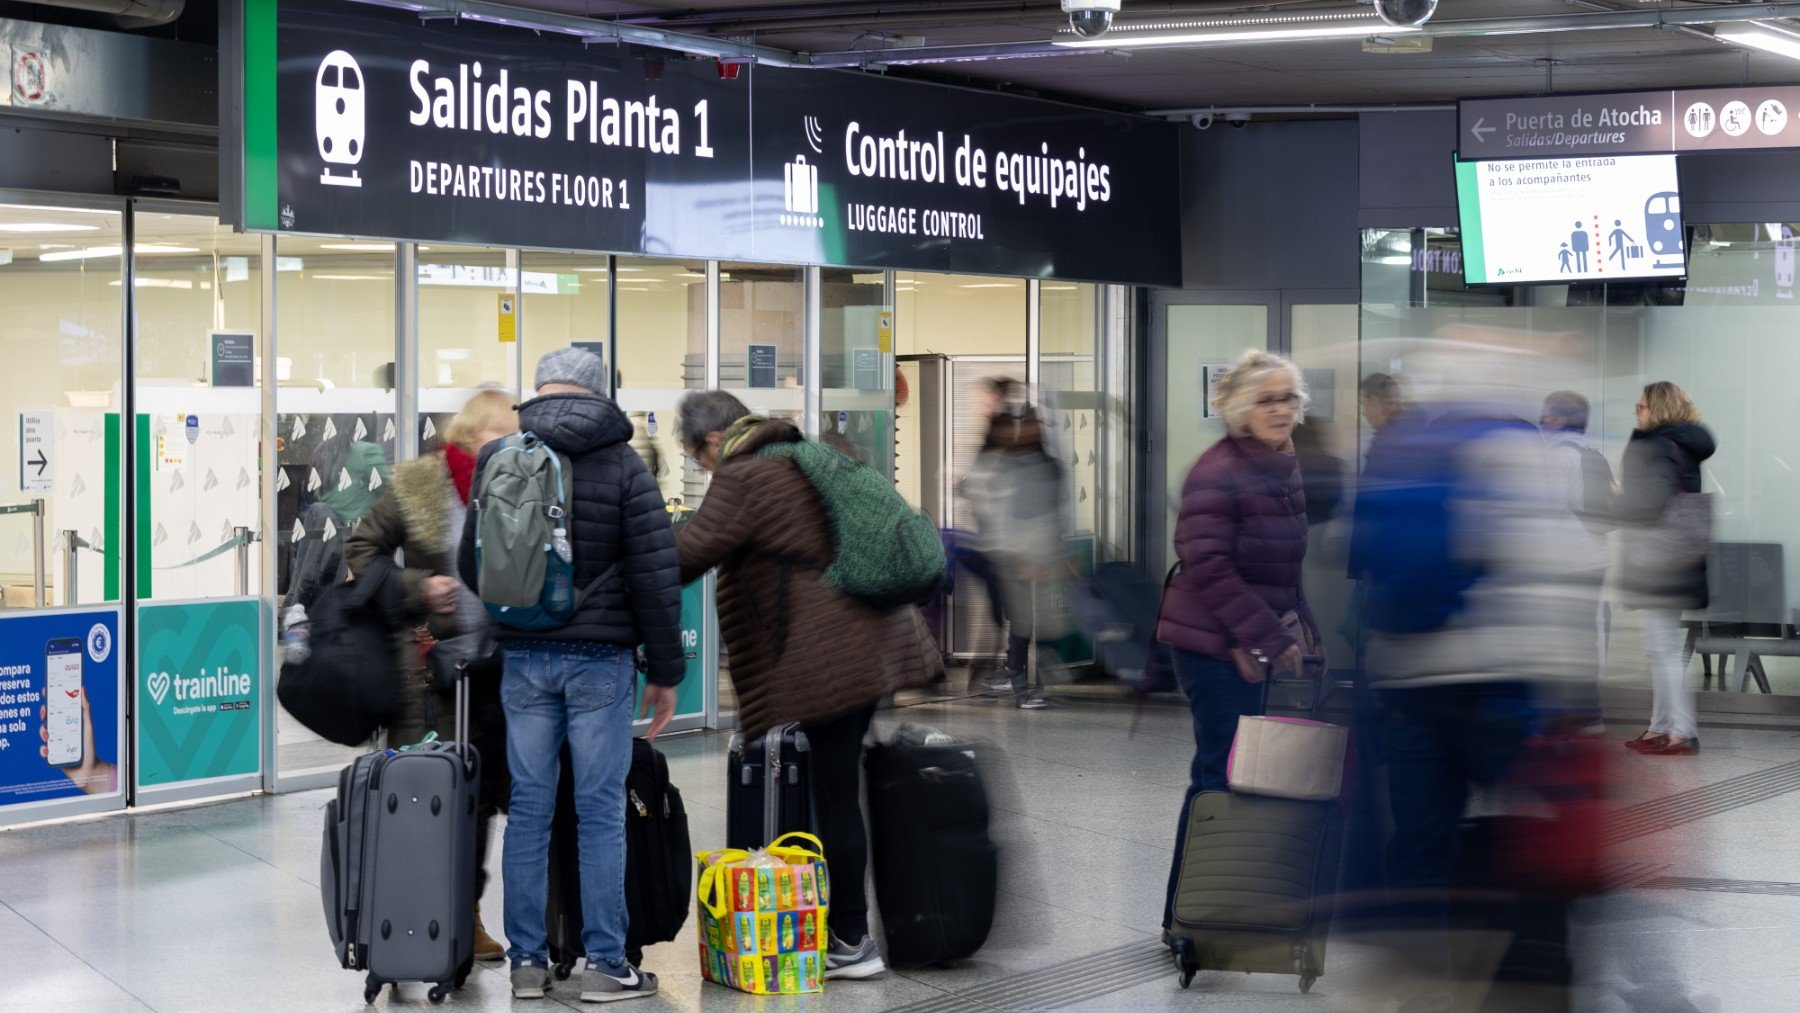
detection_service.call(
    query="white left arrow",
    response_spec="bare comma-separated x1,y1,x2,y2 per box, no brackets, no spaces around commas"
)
1470,117,1495,143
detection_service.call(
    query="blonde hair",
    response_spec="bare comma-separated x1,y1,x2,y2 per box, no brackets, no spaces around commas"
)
1640,380,1699,429
1212,349,1308,433
444,389,518,451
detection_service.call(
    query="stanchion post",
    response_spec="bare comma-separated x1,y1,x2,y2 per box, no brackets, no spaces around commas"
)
234,526,254,596
61,529,79,607
30,499,45,608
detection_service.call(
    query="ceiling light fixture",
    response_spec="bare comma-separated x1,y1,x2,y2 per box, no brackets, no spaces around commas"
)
0,204,117,216
38,244,197,262
0,223,101,234
1054,10,1420,49
1715,21,1800,62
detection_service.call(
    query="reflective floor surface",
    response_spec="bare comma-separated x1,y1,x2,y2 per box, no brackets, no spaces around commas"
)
0,674,1785,1011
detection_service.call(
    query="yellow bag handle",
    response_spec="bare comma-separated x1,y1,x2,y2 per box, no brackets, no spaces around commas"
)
695,848,751,920
767,831,825,861
693,834,826,920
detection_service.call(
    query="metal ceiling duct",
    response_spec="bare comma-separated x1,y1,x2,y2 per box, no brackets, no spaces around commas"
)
27,0,184,29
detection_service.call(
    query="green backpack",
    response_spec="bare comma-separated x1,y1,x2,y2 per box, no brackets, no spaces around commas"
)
755,440,947,611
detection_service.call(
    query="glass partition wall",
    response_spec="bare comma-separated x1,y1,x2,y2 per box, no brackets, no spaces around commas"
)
0,193,1140,799
0,197,128,823
1357,223,1800,705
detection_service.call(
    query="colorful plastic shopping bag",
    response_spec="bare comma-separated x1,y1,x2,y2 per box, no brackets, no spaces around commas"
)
696,831,829,994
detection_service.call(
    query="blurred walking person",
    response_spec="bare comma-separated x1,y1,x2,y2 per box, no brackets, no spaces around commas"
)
1155,349,1319,936
1351,342,1596,1012
1540,390,1616,720
674,391,941,981
1617,381,1714,757
961,377,1070,708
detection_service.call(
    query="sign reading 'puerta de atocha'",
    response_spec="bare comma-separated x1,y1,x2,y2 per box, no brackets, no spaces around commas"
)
228,0,1182,286
1460,84,1800,160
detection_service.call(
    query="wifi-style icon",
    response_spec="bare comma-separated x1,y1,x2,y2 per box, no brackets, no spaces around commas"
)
804,115,824,154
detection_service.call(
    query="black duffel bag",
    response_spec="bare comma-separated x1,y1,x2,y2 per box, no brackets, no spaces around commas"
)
277,556,403,746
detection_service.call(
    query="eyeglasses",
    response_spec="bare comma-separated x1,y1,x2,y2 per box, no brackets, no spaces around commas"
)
1634,403,1648,412
1254,394,1302,412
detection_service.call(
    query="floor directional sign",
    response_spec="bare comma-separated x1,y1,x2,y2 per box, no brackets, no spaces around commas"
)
18,411,51,493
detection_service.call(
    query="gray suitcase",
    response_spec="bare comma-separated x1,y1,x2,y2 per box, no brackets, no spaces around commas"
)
322,675,480,1004
1169,791,1342,993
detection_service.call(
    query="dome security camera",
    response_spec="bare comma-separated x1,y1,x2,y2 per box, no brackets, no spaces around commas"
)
1062,0,1121,39
1375,0,1439,28
1190,112,1215,130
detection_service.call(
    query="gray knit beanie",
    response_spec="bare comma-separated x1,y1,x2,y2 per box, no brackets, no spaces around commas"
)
534,347,604,393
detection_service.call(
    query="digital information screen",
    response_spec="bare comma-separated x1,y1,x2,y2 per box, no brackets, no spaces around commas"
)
1455,153,1686,285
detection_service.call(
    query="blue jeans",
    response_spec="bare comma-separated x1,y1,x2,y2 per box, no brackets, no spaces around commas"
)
500,644,636,971
1162,649,1262,930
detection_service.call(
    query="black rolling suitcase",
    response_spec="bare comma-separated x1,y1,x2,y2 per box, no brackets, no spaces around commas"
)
545,738,694,980
1168,791,1342,994
866,724,998,965
726,723,813,850
322,675,480,1005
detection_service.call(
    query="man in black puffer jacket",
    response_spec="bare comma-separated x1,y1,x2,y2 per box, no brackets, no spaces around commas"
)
458,348,681,1003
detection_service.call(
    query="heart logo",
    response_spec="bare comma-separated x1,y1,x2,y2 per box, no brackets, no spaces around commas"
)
147,672,171,706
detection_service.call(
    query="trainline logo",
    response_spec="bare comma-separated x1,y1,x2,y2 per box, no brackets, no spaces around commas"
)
147,668,253,708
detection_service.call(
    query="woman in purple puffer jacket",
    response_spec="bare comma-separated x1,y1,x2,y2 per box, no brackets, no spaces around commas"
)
1156,348,1320,935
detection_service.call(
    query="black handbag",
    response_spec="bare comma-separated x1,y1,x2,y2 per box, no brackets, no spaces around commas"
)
425,625,501,692
277,556,405,746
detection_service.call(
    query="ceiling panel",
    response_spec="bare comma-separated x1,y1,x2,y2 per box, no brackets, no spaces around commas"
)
473,0,1800,112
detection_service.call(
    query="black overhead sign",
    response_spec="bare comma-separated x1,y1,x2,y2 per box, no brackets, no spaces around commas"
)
229,0,1181,286
1460,85,1800,160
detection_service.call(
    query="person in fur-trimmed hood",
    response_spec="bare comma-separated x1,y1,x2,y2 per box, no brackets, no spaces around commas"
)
344,387,517,963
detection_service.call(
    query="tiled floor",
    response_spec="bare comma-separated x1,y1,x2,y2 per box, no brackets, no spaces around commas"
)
0,674,1787,1012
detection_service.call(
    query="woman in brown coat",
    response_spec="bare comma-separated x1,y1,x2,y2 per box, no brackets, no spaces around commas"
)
343,387,516,962
675,390,940,983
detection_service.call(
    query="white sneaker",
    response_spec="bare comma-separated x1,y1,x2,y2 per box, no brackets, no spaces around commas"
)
824,934,887,980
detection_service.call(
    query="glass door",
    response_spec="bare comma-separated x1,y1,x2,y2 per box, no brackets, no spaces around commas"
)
0,196,128,824
819,269,892,478
1147,291,1275,574
272,235,397,780
1285,293,1358,677
130,208,269,803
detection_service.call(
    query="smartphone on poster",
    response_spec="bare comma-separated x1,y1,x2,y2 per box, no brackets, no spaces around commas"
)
45,638,84,768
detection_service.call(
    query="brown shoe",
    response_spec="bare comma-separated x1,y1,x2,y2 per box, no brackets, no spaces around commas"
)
1624,731,1669,753
473,909,506,962
1646,737,1699,756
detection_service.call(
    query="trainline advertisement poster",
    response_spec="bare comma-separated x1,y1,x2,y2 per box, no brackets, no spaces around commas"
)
135,599,262,788
0,609,122,806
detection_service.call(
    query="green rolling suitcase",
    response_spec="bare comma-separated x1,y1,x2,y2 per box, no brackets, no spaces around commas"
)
1168,790,1342,993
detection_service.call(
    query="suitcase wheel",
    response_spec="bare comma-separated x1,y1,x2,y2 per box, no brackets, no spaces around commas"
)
429,983,448,1003
362,977,383,1004
554,960,576,981
1293,947,1318,992
1171,935,1197,988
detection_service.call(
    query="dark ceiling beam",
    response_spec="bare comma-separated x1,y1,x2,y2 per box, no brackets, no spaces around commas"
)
801,1,1800,67
611,0,1266,36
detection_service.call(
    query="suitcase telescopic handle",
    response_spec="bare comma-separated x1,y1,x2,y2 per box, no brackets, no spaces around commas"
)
454,661,472,772
1259,655,1327,720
